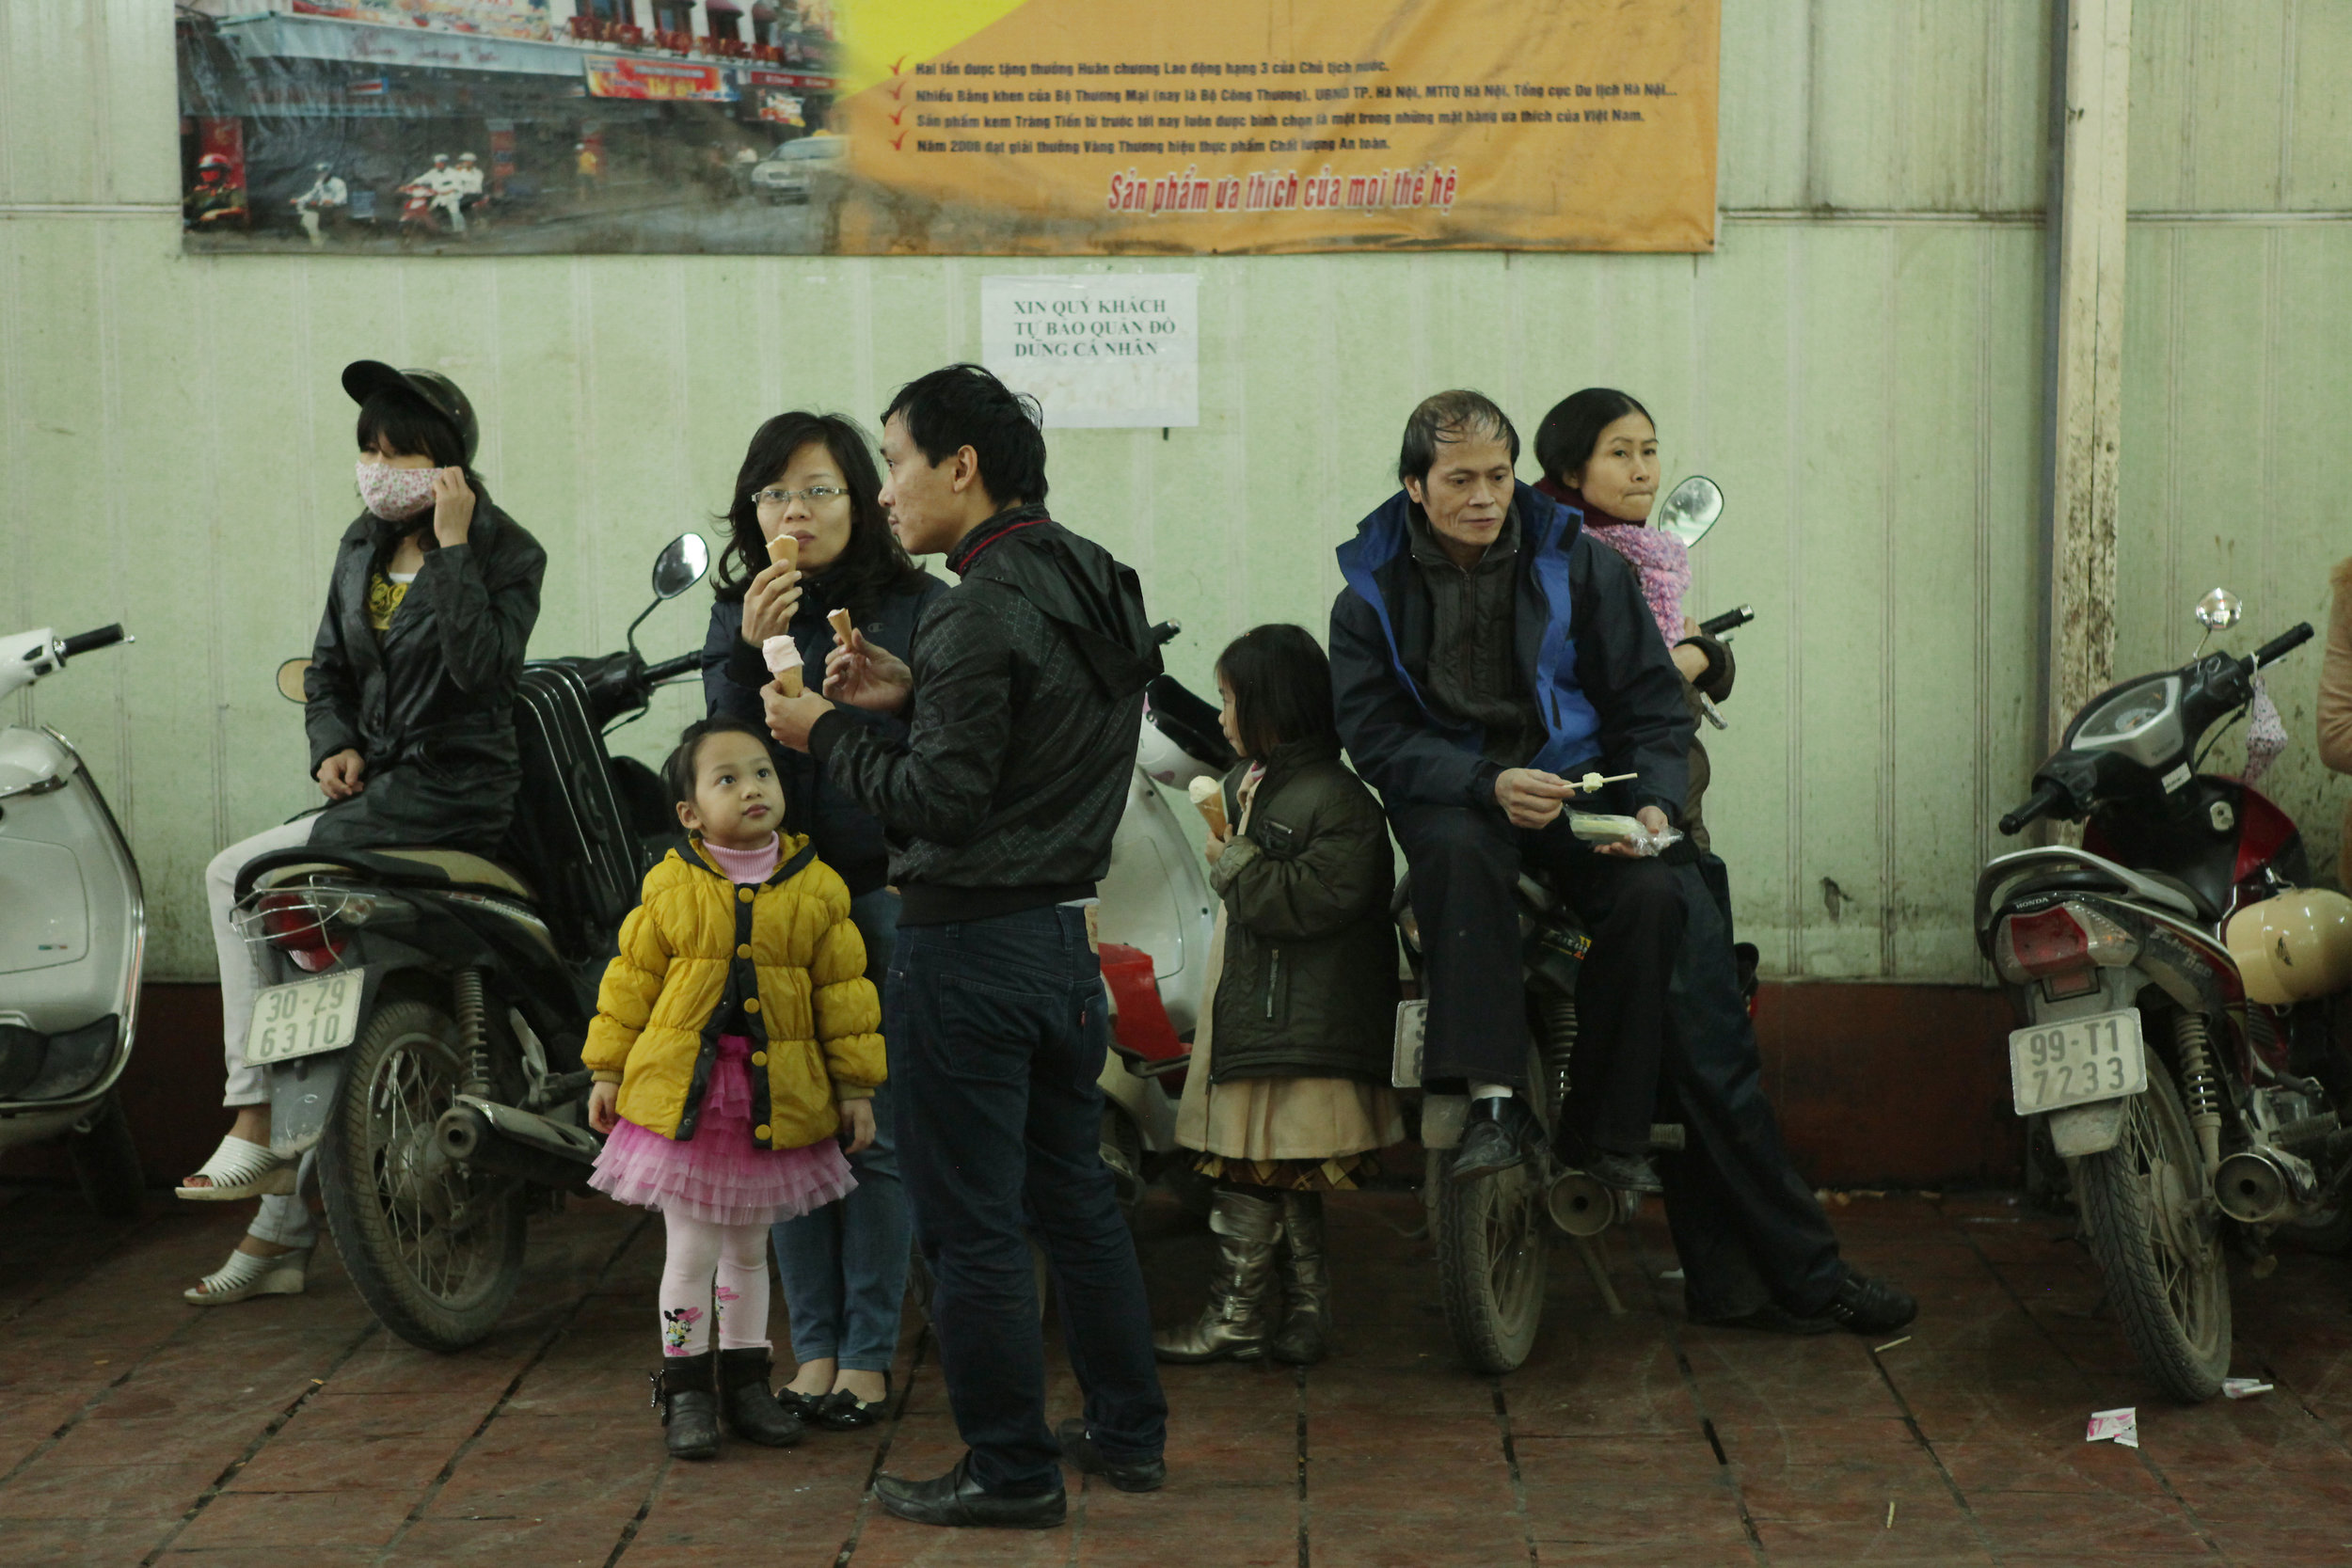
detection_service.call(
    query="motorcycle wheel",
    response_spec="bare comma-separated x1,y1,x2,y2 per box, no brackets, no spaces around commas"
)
67,1090,146,1220
319,998,526,1353
2074,1051,2231,1403
1434,1161,1549,1374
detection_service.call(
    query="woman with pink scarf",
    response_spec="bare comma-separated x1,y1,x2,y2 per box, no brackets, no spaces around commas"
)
1526,387,1916,1341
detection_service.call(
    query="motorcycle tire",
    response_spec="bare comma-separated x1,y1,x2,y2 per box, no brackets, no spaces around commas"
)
318,998,527,1353
2074,1050,2231,1403
67,1089,146,1220
1434,1161,1549,1374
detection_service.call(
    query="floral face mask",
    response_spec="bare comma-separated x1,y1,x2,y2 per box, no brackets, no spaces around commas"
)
357,459,437,522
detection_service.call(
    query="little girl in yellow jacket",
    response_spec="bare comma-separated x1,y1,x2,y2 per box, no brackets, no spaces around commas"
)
584,716,885,1461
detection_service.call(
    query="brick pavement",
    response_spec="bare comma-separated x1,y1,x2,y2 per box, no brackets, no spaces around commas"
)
2,1183,2348,1567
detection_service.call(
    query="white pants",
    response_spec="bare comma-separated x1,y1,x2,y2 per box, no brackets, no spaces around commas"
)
206,816,324,1249
208,817,319,1108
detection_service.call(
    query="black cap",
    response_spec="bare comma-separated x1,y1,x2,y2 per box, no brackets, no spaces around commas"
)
342,360,480,464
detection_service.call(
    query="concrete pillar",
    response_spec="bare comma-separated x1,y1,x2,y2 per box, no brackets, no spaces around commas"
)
2042,0,2134,750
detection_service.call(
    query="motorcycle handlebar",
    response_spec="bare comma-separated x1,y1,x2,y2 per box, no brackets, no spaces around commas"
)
1697,605,1756,639
1999,780,2065,837
1149,620,1181,647
641,651,703,685
57,625,126,659
2250,622,2314,670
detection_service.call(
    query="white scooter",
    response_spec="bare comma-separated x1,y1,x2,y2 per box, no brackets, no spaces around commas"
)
0,623,147,1216
1091,624,1232,1217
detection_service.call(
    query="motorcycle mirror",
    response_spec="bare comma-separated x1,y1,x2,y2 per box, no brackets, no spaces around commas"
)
276,657,312,705
651,533,709,601
2194,587,2242,633
1656,476,1724,549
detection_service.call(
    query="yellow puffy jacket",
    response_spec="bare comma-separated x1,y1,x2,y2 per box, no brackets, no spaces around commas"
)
583,836,884,1149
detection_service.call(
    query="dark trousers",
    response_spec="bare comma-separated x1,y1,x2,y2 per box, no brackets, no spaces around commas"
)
1389,801,1684,1157
1657,855,1845,1319
885,905,1168,1493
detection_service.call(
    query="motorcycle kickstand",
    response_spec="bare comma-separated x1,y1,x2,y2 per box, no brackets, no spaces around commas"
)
1572,1232,1629,1319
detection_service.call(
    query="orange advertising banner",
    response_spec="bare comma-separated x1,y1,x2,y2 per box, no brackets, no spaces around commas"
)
833,0,1719,254
583,55,737,103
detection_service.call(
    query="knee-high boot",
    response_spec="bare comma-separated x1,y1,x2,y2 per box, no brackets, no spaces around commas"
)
1153,1188,1282,1364
1269,1191,1330,1366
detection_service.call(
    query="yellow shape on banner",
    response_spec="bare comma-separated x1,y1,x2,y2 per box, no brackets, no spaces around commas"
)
835,0,1030,99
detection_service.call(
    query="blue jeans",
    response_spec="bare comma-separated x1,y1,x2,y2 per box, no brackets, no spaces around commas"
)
772,888,914,1373
887,905,1168,1494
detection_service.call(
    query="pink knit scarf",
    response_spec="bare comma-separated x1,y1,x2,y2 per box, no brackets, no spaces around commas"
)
1542,483,1688,646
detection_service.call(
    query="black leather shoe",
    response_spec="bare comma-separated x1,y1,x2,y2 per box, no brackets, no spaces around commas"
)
1057,1418,1166,1493
1582,1149,1664,1196
813,1376,891,1432
1451,1096,1539,1182
716,1349,804,1448
872,1455,1066,1529
1821,1271,1916,1336
1690,1300,1839,1336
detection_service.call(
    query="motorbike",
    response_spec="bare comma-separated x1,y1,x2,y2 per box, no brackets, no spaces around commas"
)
0,622,147,1217
1392,477,1733,1373
1975,587,2344,1402
1096,631,1233,1217
237,536,709,1351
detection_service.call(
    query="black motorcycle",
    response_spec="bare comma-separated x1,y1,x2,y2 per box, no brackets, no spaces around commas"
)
234,536,707,1351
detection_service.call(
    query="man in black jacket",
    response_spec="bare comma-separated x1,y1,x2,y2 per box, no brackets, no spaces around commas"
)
1331,390,1692,1193
765,364,1167,1528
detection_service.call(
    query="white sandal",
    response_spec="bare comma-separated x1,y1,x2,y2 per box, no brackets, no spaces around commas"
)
176,1134,296,1201
183,1245,310,1306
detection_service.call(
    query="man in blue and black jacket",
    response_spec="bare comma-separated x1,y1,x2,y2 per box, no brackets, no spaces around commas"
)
1330,389,1692,1193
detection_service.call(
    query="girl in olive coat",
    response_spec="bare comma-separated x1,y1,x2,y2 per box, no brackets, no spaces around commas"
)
585,717,886,1461
1157,626,1403,1368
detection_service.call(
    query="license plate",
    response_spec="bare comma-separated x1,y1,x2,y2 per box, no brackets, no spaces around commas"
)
245,970,368,1067
2010,1008,2146,1116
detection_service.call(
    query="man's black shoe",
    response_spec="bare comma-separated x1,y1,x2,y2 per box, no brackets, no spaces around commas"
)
1450,1095,1539,1182
1581,1149,1664,1196
872,1455,1066,1529
1690,1300,1839,1336
1057,1418,1167,1493
1821,1270,1916,1336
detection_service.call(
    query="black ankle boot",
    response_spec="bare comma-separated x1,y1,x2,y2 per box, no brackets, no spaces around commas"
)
652,1353,720,1461
717,1349,805,1448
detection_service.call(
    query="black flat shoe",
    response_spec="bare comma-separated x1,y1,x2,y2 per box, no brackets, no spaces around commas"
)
1451,1096,1540,1182
775,1386,829,1422
873,1455,1066,1529
1056,1418,1166,1493
1582,1149,1664,1196
814,1378,890,1431
1822,1270,1916,1336
1690,1301,1839,1336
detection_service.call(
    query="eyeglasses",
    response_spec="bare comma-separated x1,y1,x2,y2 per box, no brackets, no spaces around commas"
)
753,485,847,508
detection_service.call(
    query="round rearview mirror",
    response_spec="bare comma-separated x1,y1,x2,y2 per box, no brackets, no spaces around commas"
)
1656,476,1724,549
276,657,312,705
2195,587,2242,632
652,533,710,600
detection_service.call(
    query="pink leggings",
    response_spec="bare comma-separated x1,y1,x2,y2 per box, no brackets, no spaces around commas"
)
660,1212,772,1357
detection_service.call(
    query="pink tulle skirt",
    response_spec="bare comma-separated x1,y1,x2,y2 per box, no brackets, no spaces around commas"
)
590,1035,855,1227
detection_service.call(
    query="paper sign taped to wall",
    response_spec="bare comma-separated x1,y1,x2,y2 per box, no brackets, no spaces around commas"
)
981,274,1199,428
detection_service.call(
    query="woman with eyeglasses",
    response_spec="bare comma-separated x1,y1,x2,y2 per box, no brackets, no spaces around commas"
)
702,412,945,1430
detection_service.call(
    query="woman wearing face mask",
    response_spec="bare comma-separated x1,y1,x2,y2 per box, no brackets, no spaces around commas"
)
702,412,944,1429
176,361,547,1307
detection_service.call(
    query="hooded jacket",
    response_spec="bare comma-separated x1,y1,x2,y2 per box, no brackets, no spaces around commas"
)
583,835,885,1148
1329,482,1691,824
303,501,546,853
810,503,1163,926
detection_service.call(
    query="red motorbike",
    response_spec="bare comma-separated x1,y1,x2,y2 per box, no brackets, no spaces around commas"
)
395,182,441,242
1975,592,2348,1402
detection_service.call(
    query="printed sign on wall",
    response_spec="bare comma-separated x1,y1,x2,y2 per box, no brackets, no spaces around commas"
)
980,275,1200,429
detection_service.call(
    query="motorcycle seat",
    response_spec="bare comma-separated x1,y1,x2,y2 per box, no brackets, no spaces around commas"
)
239,845,537,903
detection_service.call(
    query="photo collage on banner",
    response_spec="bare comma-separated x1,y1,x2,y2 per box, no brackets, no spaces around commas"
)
175,0,1717,256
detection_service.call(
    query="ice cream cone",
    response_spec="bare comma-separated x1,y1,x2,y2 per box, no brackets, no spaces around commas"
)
766,531,799,570
827,608,853,643
1187,775,1229,838
773,667,803,698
